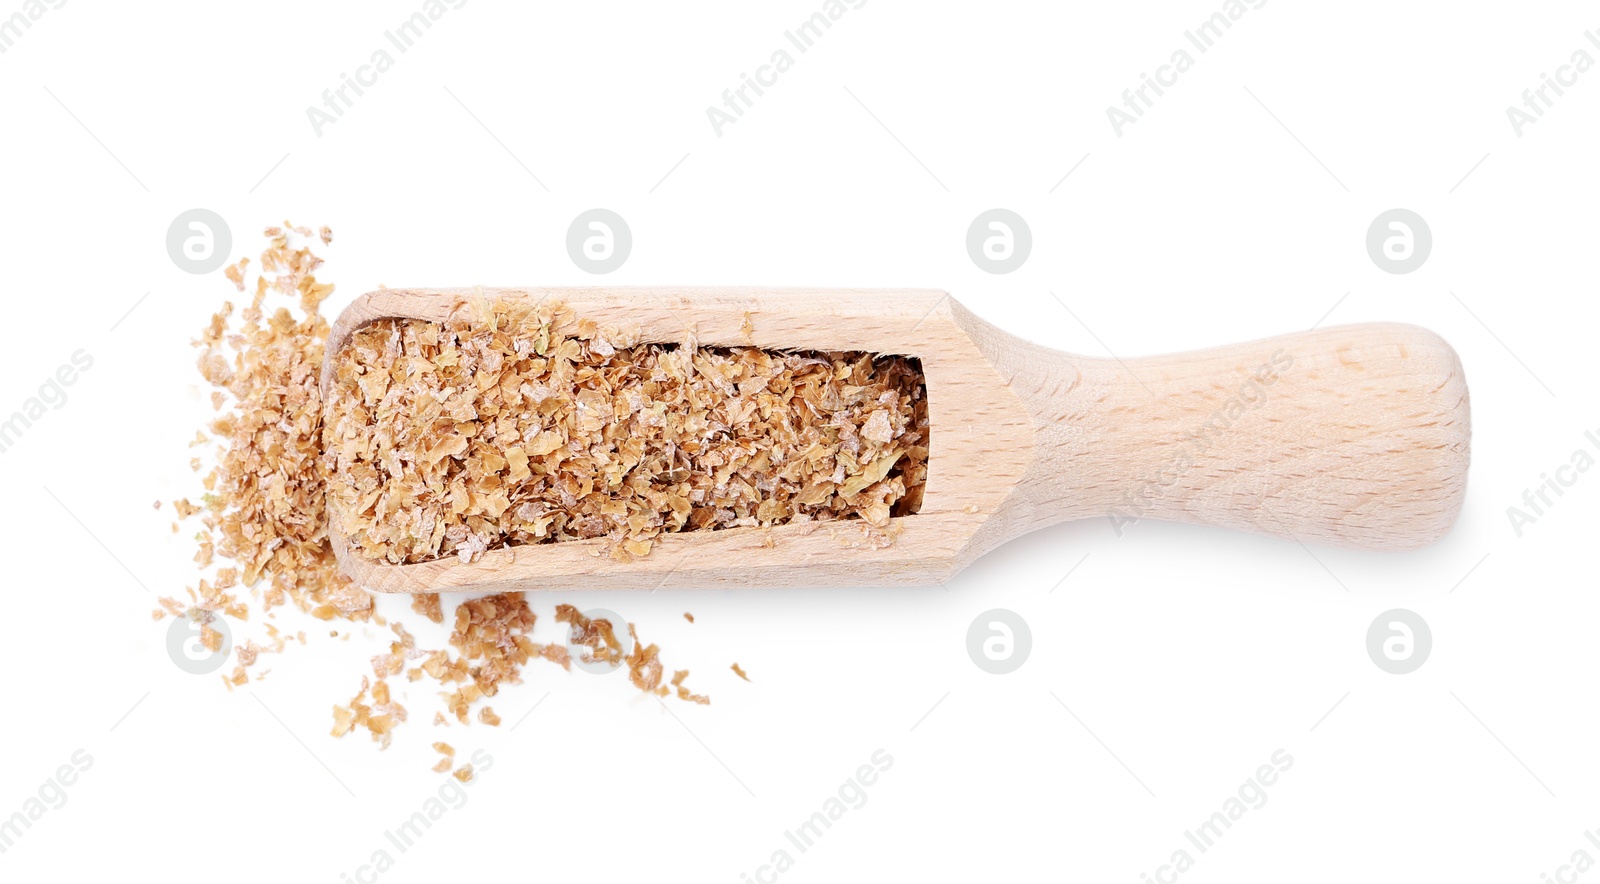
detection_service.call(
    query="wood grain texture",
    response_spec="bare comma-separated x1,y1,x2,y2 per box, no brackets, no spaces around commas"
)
323,288,1469,592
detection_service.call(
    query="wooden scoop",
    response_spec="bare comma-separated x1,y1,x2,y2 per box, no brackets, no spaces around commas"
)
324,288,1469,593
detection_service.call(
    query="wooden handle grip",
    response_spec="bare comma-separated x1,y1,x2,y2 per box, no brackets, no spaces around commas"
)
991,323,1470,549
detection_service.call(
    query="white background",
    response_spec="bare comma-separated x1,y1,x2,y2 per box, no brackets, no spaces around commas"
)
1,1,1596,881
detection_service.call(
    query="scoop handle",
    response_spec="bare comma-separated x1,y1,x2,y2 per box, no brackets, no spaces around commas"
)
998,322,1470,549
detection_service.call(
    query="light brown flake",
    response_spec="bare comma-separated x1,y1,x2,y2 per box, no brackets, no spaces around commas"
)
410,594,443,624
671,669,711,705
